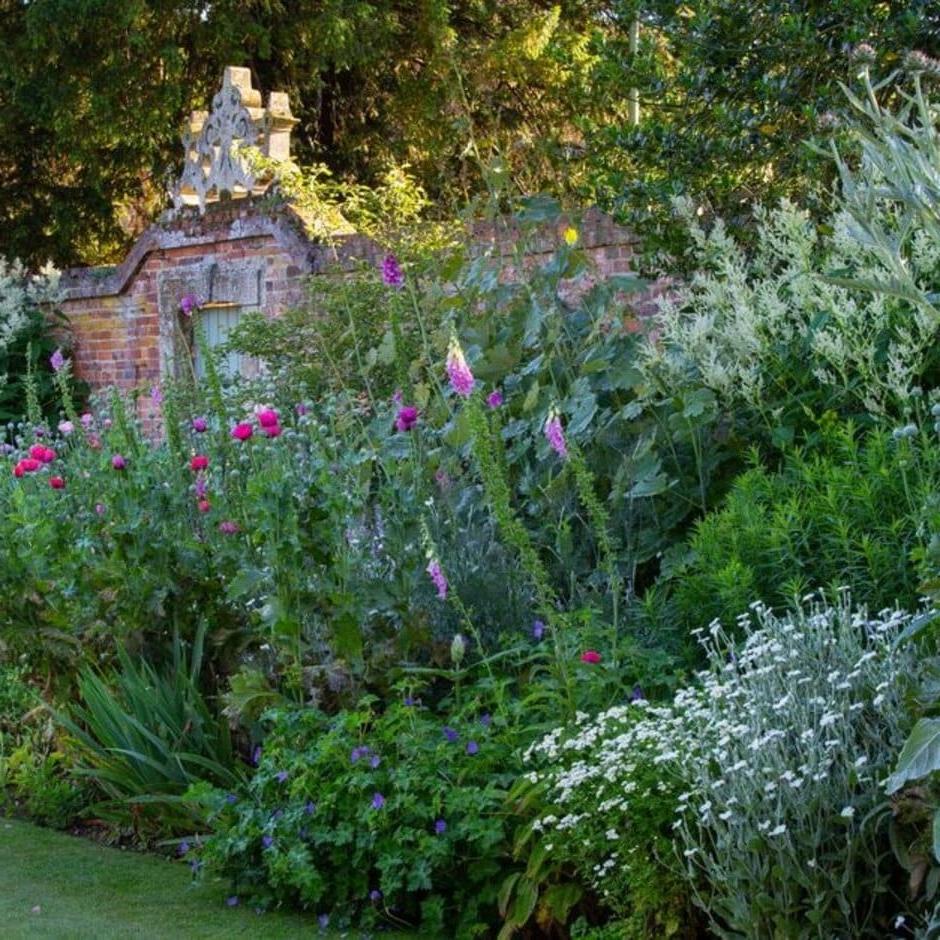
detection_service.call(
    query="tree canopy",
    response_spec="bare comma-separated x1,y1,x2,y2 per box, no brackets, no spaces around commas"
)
1,1,938,268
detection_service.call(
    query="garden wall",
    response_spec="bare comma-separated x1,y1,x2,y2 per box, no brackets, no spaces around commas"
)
60,201,648,427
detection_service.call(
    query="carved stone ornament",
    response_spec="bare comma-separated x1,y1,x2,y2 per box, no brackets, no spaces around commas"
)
172,66,298,212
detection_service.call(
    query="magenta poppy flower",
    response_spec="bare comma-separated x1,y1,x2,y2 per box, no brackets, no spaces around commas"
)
580,650,602,664
230,423,253,441
192,416,208,433
111,454,126,470
190,454,209,472
486,389,503,409
262,424,282,438
395,406,419,432
257,409,279,428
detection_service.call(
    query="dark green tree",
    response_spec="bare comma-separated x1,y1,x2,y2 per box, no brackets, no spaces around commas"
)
0,0,615,268
587,1,940,265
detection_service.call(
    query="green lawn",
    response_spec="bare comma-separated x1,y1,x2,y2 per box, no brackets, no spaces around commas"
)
0,818,404,938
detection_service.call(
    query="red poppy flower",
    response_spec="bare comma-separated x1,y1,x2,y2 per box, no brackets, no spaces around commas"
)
49,476,65,489
197,498,211,513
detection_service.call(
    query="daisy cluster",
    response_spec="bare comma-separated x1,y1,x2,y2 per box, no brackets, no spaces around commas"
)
524,597,925,936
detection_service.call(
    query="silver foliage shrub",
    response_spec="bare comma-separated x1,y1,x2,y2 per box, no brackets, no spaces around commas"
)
640,69,940,424
526,598,925,938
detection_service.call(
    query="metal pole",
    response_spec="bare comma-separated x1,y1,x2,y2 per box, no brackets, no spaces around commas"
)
628,17,640,126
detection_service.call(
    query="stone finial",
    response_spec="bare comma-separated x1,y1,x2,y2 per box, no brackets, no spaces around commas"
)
172,67,299,212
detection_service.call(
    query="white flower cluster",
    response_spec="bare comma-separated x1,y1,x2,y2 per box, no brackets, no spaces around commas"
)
0,259,59,388
639,196,939,419
525,597,925,937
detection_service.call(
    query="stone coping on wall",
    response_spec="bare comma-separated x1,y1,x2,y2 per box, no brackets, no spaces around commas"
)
61,200,640,302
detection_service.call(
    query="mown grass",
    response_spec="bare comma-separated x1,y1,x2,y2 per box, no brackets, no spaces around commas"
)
0,818,412,938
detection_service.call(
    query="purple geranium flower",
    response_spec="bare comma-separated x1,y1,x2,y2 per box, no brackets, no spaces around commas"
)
443,726,459,743
370,754,381,769
369,889,382,902
50,348,66,372
225,793,238,804
226,896,239,907
275,770,288,784
305,800,316,815
180,293,201,316
466,740,479,756
434,819,447,835
252,745,262,766
486,389,503,409
262,834,274,849
178,840,190,856
371,792,385,810
631,684,645,702
318,913,330,930
532,619,545,640
479,713,491,728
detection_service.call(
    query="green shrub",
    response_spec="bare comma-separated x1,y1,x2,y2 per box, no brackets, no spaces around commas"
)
195,698,522,935
0,662,38,738
667,420,939,641
2,737,86,829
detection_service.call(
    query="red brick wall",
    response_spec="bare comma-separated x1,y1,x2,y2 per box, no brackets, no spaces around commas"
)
61,201,650,426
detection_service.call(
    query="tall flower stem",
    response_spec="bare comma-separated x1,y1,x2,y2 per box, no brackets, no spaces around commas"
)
463,395,574,714
568,445,623,672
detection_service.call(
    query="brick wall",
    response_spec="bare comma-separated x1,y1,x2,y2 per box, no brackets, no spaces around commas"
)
61,200,650,425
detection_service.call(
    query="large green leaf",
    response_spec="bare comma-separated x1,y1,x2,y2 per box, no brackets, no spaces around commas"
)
887,718,940,794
